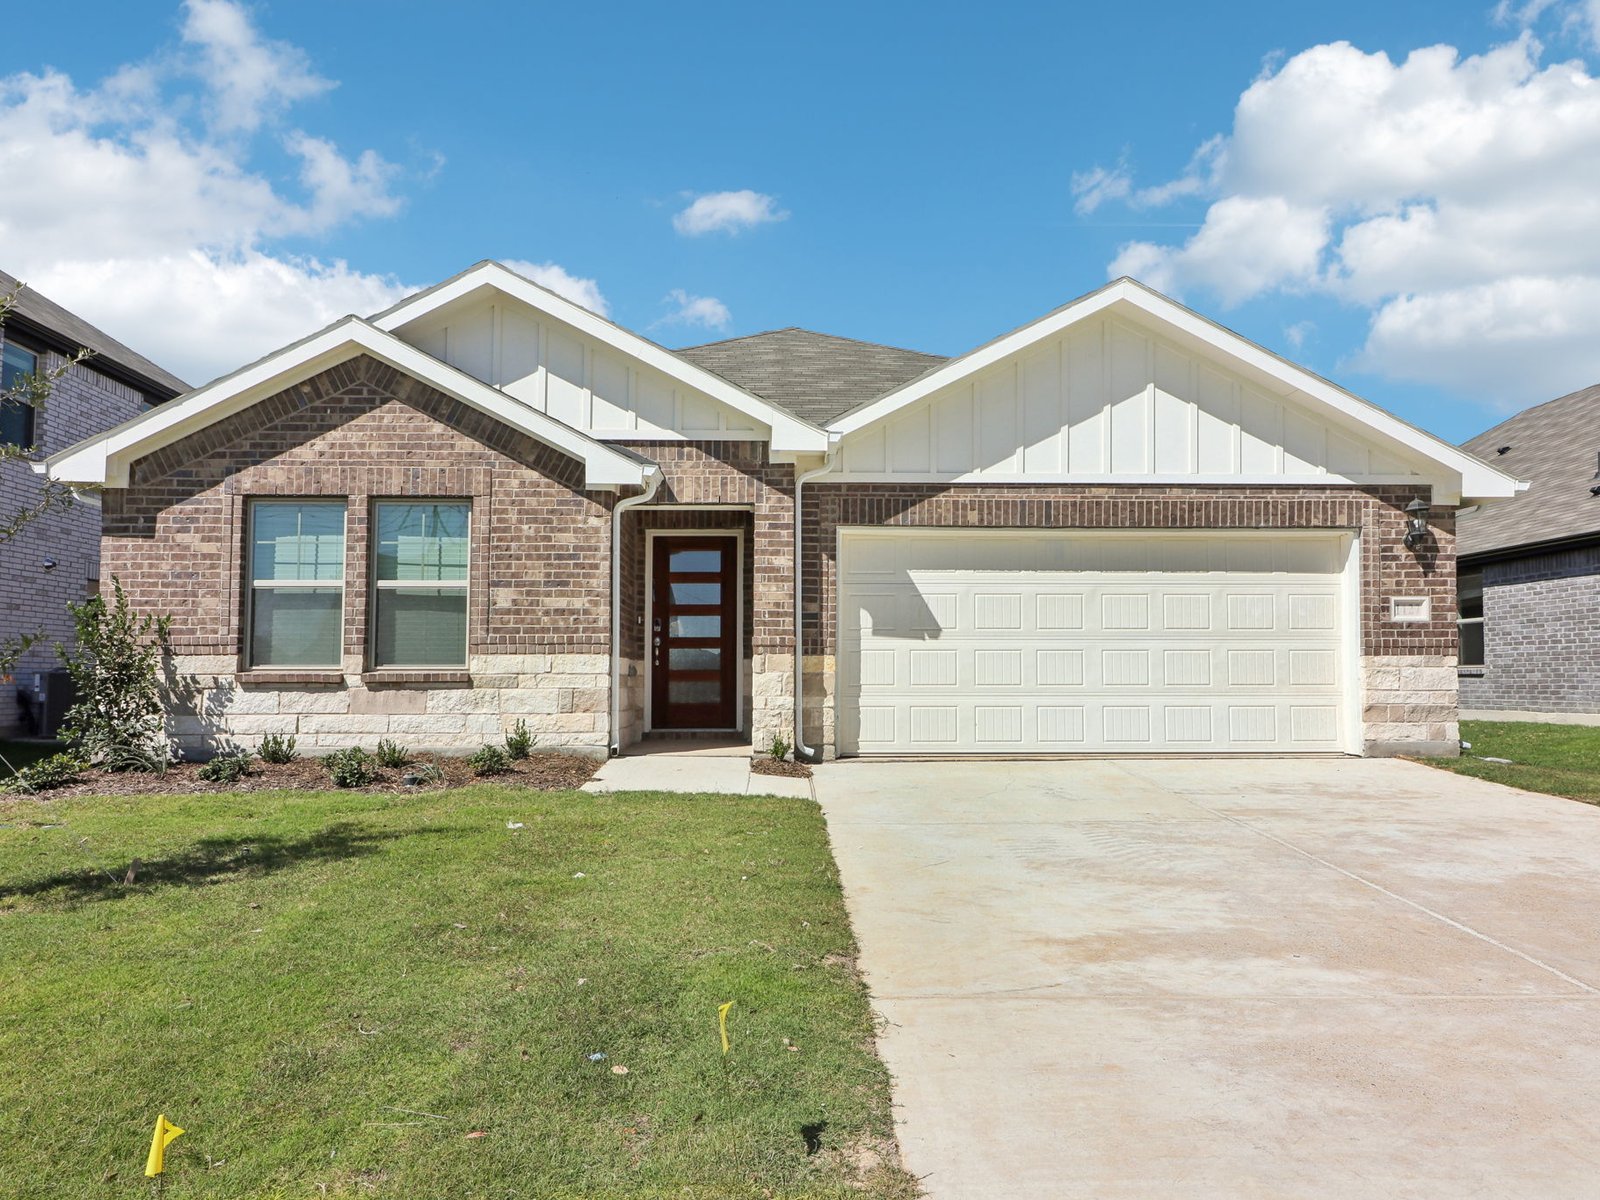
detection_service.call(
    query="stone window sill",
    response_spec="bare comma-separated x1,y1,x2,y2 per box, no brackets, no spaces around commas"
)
1457,666,1488,678
236,670,345,686
360,670,471,687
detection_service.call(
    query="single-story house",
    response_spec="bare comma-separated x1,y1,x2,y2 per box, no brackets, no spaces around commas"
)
1457,384,1600,720
2,267,187,736
42,262,1518,760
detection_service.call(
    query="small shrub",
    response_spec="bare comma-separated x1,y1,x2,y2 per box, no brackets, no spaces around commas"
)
768,733,792,762
258,733,298,764
504,719,532,760
324,746,377,789
403,762,444,787
98,741,170,775
2,752,85,793
373,738,410,769
467,743,511,777
56,578,172,769
197,751,252,784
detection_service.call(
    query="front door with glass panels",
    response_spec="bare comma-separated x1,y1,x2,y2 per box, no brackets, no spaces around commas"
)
650,537,737,730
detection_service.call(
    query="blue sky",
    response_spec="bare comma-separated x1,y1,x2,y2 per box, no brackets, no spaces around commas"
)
5,1,1600,442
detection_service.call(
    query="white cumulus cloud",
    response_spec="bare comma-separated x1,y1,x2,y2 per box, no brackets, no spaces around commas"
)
657,289,731,331
502,260,610,317
1080,31,1600,408
672,190,788,236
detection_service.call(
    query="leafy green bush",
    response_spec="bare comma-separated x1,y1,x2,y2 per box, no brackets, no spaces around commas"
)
98,742,169,775
197,752,252,784
504,719,532,760
373,738,410,768
467,744,511,777
768,733,792,762
324,746,377,789
56,578,172,769
257,733,298,764
1,753,85,793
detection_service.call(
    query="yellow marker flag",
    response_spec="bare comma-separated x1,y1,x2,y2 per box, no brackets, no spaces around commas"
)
718,1001,734,1055
145,1114,184,1178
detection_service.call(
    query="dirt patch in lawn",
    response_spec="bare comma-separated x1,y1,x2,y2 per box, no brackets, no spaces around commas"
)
19,751,599,799
751,757,813,779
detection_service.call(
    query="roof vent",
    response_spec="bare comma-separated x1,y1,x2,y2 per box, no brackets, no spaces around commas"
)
1496,445,1512,455
1593,451,1600,480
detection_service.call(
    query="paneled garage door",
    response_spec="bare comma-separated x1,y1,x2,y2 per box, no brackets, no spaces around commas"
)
837,529,1357,756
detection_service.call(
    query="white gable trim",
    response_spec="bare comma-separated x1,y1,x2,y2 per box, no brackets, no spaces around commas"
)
40,317,651,491
371,262,829,454
828,278,1519,504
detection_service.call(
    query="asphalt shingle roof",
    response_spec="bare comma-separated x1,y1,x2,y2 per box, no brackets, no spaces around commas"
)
1458,383,1600,558
0,268,188,398
675,327,946,426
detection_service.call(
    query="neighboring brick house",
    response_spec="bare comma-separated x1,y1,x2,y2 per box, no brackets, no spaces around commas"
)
44,263,1516,760
1457,386,1600,719
1,270,186,735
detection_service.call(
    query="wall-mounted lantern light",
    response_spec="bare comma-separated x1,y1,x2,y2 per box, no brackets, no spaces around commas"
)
1403,498,1430,549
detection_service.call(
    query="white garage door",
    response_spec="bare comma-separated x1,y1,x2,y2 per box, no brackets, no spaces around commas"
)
837,529,1356,756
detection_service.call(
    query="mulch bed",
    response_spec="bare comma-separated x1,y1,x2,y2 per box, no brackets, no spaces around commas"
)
750,757,813,779
16,751,599,800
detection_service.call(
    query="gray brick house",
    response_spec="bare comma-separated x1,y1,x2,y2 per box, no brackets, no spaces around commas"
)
43,262,1518,760
1458,385,1600,720
1,270,187,735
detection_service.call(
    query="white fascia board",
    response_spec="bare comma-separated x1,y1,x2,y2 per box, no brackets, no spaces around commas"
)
371,262,829,454
42,318,648,491
828,278,1521,504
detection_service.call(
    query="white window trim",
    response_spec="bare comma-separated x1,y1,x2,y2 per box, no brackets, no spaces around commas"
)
245,499,347,670
369,499,472,671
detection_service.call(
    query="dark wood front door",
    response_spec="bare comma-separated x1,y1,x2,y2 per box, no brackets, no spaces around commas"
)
651,537,738,730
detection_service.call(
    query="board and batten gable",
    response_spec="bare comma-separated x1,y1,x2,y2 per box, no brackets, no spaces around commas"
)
832,313,1429,485
393,294,767,442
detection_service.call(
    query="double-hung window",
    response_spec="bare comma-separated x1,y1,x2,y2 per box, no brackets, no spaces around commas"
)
1458,569,1485,667
1,341,39,449
372,501,470,668
248,501,346,668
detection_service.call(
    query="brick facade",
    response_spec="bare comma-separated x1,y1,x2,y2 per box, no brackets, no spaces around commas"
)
105,356,618,755
94,354,1461,761
1459,544,1600,716
1,333,151,735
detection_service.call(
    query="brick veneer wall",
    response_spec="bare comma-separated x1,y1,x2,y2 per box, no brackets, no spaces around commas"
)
1459,544,1600,715
795,482,1459,758
1,332,152,734
103,356,618,755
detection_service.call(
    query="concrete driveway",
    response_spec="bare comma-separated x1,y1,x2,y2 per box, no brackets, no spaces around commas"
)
815,758,1600,1199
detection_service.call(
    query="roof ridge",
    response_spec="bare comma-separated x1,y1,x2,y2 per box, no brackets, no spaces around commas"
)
679,326,945,359
1461,380,1600,448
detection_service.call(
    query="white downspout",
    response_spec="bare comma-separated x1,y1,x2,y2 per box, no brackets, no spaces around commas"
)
793,447,837,762
609,465,662,756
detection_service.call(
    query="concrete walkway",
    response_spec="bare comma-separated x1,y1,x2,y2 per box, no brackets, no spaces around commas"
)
815,757,1600,1199
582,740,812,798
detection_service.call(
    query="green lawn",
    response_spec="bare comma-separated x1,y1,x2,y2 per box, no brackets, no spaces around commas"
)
1423,720,1600,803
0,786,916,1199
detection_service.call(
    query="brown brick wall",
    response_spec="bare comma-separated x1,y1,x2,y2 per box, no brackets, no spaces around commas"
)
801,483,1457,658
102,355,613,664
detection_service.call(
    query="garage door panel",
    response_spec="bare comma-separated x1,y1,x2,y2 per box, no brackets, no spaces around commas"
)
839,530,1353,755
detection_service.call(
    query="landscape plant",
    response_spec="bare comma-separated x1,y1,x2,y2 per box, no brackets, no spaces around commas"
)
467,743,511,776
196,752,252,784
372,738,409,769
0,752,84,793
55,579,172,770
504,719,532,760
323,746,376,789
256,733,298,764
